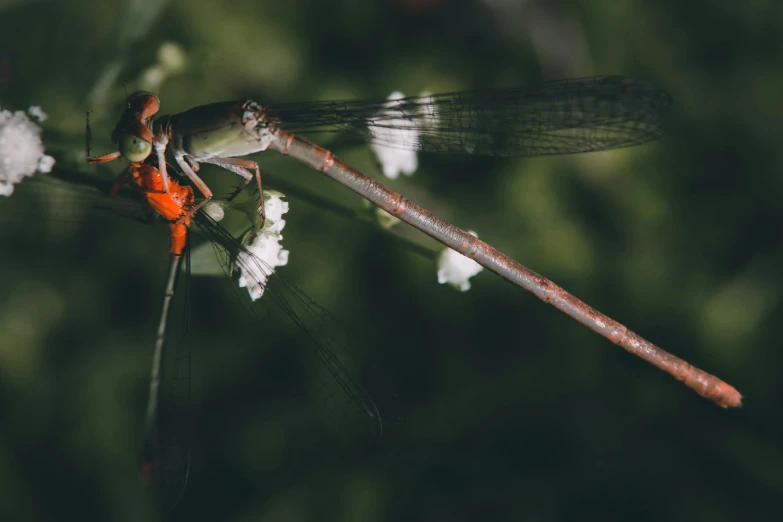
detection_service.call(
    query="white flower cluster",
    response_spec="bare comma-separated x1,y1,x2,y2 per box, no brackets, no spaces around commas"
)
0,106,54,197
236,192,290,301
436,230,484,292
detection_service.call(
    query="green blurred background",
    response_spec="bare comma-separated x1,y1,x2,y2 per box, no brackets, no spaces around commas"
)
1,0,782,520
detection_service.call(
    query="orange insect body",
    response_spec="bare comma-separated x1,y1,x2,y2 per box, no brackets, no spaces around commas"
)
111,162,194,256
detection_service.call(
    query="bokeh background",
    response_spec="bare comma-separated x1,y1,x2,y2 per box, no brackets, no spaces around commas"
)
1,0,782,520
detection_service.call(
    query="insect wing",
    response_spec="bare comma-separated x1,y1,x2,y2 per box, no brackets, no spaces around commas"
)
263,76,672,156
192,212,383,454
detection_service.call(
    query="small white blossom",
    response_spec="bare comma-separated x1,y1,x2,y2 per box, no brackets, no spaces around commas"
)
203,201,225,222
437,230,484,292
236,192,289,301
37,154,55,173
369,91,440,179
369,92,419,179
0,107,55,197
27,106,48,122
260,190,289,234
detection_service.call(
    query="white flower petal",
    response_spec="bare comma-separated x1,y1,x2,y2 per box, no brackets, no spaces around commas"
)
236,192,290,301
436,230,484,292
37,155,55,173
369,92,419,179
203,201,225,222
370,142,418,179
27,106,48,122
0,107,54,197
262,190,289,227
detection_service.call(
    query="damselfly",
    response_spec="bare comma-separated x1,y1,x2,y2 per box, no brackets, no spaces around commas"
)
88,75,741,408
88,76,667,232
86,94,381,510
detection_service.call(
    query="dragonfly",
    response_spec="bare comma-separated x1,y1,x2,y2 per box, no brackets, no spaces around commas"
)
86,93,382,510
87,76,740,408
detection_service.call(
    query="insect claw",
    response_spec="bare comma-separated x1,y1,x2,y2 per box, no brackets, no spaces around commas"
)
225,183,244,202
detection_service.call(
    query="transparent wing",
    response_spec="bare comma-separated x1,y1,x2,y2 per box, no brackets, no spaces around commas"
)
192,211,383,451
4,171,384,510
0,174,148,225
157,250,192,510
263,75,672,156
137,251,192,513
6,176,193,511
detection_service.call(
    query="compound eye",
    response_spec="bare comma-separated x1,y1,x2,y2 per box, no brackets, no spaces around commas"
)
118,134,152,163
127,91,161,120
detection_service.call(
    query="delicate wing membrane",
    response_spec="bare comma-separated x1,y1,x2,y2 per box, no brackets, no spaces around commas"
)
156,251,193,510
20,75,669,507
4,175,148,225
264,76,672,156
192,212,383,450
137,251,192,512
